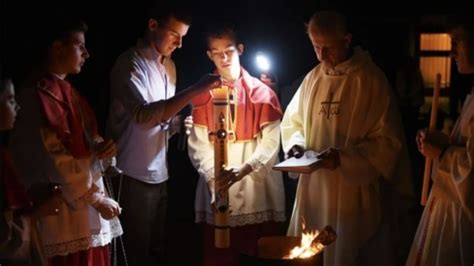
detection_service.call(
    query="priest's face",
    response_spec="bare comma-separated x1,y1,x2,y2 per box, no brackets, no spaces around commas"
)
207,36,243,81
450,27,474,74
52,31,89,75
149,16,189,57
308,24,352,70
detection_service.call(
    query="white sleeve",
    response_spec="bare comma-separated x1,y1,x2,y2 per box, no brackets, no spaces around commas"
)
40,127,100,208
281,86,306,153
246,121,281,176
187,125,215,182
110,57,167,130
437,117,474,220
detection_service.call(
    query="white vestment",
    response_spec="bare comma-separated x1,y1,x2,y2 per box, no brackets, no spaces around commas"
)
281,48,412,266
406,90,474,266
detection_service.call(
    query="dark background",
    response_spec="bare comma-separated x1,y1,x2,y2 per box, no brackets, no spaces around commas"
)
1,0,471,265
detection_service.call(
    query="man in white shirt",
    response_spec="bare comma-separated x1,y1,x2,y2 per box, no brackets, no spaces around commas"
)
107,4,221,265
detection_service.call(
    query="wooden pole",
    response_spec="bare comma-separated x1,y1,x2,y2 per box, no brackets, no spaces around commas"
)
421,73,441,206
212,86,230,248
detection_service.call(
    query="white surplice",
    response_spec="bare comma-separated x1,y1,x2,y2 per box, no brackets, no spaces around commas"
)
406,90,474,266
9,85,122,257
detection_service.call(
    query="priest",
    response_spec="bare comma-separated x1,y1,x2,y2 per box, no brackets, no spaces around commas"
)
281,11,413,266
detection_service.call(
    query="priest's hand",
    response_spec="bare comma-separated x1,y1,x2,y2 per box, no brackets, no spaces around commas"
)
217,164,253,191
416,129,449,159
286,145,305,159
316,148,340,170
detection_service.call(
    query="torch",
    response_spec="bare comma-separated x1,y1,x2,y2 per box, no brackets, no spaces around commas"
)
255,52,277,90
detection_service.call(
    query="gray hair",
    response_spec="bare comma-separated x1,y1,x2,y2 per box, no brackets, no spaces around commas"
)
307,11,349,37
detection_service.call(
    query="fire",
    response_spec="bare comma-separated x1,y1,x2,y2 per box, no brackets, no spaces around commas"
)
284,229,325,259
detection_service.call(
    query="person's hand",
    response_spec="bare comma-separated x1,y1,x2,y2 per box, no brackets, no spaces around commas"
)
260,73,277,88
416,129,449,159
316,148,340,170
93,196,121,220
184,115,193,135
286,145,305,159
194,73,222,92
207,178,216,205
170,115,181,133
93,139,117,160
217,164,252,191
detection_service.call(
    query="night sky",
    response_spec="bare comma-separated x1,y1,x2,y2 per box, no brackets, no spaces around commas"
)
3,0,467,100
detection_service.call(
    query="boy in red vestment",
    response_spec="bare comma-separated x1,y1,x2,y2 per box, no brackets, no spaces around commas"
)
8,18,122,266
188,26,286,266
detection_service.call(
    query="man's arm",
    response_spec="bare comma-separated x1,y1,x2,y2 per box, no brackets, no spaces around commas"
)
111,60,221,130
134,74,221,129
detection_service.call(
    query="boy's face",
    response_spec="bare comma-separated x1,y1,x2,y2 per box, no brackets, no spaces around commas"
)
0,80,19,130
308,24,351,70
54,31,89,75
207,36,243,78
450,27,474,74
149,16,189,57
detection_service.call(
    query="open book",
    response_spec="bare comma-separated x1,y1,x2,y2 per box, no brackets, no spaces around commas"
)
273,150,322,174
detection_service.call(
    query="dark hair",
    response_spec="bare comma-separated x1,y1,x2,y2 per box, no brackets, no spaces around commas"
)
33,16,88,64
204,25,240,49
0,65,12,94
44,16,88,46
446,15,474,41
0,79,13,95
147,2,192,27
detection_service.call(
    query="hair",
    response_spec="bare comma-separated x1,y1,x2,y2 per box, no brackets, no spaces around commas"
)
204,25,240,49
0,79,13,95
307,10,350,37
35,16,88,63
0,65,12,95
147,2,192,27
43,16,88,46
446,15,474,41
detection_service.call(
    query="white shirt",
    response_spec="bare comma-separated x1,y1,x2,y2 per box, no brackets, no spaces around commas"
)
108,39,177,184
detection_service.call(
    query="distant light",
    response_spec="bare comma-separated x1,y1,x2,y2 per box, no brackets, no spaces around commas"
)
256,53,271,72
